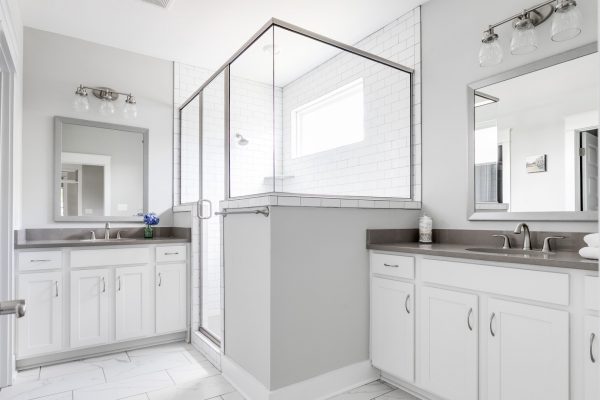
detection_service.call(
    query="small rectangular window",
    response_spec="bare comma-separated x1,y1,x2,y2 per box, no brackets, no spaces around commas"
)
291,78,364,158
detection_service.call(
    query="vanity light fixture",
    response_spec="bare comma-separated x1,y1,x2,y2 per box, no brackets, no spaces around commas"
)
73,84,138,118
479,0,583,67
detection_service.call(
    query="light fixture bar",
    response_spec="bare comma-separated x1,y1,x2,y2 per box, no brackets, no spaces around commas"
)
484,0,557,32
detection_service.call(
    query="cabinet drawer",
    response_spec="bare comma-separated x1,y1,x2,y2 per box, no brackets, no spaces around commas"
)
18,251,62,271
584,276,599,311
156,245,186,263
371,252,414,279
71,247,150,268
422,258,569,306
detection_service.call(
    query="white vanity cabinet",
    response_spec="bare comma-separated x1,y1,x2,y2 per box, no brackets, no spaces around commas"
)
16,271,63,357
115,265,154,341
70,268,111,348
371,277,414,382
419,287,478,400
486,299,569,400
15,243,189,367
370,250,593,400
156,262,187,334
584,315,599,400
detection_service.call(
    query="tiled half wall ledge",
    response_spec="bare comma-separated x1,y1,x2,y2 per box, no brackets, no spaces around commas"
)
219,194,422,210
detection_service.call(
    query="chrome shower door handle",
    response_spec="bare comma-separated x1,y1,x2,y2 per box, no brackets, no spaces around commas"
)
198,199,213,219
0,300,26,318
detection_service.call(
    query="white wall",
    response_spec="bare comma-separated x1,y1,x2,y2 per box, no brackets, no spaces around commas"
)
422,0,598,231
22,28,173,228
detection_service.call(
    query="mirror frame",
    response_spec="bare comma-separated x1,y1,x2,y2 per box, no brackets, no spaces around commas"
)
467,42,598,222
54,116,149,222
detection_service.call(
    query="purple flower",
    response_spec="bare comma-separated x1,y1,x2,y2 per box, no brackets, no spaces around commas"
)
143,213,160,226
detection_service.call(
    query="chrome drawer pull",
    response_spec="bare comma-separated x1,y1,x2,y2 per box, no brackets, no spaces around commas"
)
467,308,473,331
30,259,51,263
164,252,179,255
591,333,597,364
383,263,399,268
158,273,162,287
490,312,496,337
405,294,411,314
55,281,59,297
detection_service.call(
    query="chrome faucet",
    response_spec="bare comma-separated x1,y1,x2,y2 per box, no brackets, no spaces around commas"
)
104,222,111,240
513,223,531,250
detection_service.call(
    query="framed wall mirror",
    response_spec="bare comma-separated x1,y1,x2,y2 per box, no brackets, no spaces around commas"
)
468,43,598,221
54,116,148,222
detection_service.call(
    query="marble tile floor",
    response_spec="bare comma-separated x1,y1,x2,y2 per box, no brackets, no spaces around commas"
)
0,342,417,400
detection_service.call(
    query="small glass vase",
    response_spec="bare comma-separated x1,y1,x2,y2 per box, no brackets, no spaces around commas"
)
144,225,153,239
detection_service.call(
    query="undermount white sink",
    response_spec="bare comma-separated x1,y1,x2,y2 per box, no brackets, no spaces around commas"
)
465,247,553,256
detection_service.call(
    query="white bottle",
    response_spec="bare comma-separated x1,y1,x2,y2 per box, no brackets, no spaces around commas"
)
419,215,433,243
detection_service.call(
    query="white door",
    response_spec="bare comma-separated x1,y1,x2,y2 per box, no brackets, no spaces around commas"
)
487,298,569,400
16,272,62,357
420,286,478,400
156,263,186,334
581,130,598,211
70,269,110,348
115,266,153,341
371,277,414,382
584,315,599,400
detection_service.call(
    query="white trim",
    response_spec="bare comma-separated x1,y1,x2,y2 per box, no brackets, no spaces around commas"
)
190,330,222,370
222,356,379,400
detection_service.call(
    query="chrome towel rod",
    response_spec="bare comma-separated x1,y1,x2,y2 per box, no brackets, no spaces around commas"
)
215,207,270,217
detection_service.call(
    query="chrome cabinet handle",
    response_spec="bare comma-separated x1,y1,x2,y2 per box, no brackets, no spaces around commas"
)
55,281,59,297
164,252,179,255
405,294,411,314
30,259,51,263
101,277,106,293
467,308,473,331
117,276,121,291
383,263,399,268
490,312,496,337
591,333,597,364
158,273,162,287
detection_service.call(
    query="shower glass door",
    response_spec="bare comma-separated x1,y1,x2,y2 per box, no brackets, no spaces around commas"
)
198,71,226,344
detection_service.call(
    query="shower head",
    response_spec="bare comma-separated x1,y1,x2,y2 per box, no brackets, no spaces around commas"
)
235,133,249,146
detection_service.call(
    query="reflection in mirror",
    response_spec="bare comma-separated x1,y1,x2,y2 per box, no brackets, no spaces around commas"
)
474,52,599,213
56,118,147,220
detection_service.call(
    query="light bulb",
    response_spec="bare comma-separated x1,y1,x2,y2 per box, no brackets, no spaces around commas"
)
510,16,538,55
99,99,115,115
479,29,503,67
552,0,582,41
73,95,89,112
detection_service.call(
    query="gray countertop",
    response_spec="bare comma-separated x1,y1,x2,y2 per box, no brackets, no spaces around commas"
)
367,242,598,271
15,237,190,249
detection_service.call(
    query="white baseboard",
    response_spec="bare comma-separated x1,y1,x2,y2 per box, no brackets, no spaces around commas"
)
380,373,440,400
222,356,379,400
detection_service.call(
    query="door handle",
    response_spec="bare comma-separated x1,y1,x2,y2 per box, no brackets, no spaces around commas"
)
467,308,473,331
55,281,59,297
101,277,106,293
158,272,162,287
405,294,411,314
117,276,121,291
490,312,496,337
591,333,597,364
198,199,213,219
0,300,26,318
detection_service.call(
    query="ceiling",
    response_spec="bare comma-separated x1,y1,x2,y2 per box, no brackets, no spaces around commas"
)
19,0,427,71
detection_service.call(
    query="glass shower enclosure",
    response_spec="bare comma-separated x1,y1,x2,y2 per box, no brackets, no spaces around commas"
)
178,19,414,345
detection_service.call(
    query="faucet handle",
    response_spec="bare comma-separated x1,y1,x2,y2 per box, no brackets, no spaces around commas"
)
492,234,511,249
90,231,96,241
116,231,122,240
542,236,565,253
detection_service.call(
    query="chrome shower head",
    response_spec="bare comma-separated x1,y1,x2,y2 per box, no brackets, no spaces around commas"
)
235,133,249,146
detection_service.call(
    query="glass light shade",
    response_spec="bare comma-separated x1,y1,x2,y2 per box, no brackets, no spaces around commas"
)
551,5,582,41
99,99,116,115
479,40,503,67
123,102,138,119
73,95,89,112
510,19,538,55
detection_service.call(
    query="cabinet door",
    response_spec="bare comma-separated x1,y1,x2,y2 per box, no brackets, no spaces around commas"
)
17,272,63,357
70,269,110,348
420,286,478,400
487,299,569,400
156,263,187,334
371,277,414,382
584,315,599,400
115,266,153,341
